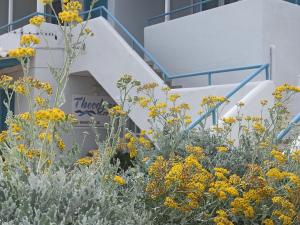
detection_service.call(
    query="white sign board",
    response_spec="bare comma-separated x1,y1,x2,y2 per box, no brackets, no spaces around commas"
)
72,95,114,127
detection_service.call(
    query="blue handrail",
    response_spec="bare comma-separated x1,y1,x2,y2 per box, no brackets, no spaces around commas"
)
277,112,300,141
148,0,218,26
148,0,300,26
187,64,269,130
169,64,267,85
0,12,56,33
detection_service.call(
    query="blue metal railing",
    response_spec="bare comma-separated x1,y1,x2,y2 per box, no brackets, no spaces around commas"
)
148,0,300,26
148,0,235,26
187,64,270,130
169,64,268,85
0,12,56,33
277,112,300,141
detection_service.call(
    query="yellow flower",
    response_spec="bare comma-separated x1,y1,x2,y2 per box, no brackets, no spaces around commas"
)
59,10,83,24
164,197,179,209
0,131,8,143
213,209,234,225
201,96,228,107
39,0,53,4
29,16,45,26
266,168,285,180
168,94,181,102
8,47,36,58
271,149,286,163
41,82,53,95
138,97,151,108
11,123,21,134
56,137,65,151
216,146,229,153
262,219,274,225
137,82,158,91
75,157,93,166
253,122,265,133
108,105,126,117
14,83,26,95
20,34,40,46
19,112,30,120
35,96,46,106
291,150,300,162
39,132,52,142
0,75,13,86
113,175,126,186
222,117,236,125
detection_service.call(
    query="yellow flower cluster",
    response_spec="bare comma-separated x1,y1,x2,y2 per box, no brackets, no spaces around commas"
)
0,75,13,87
168,94,181,102
108,105,126,117
222,117,236,125
273,84,300,100
137,82,158,92
213,210,234,225
125,131,151,158
35,96,47,107
8,47,36,58
147,154,212,212
59,1,83,23
271,149,287,164
216,146,229,153
34,108,66,128
75,157,94,166
201,96,228,107
29,16,45,26
185,145,204,158
272,196,296,225
252,122,265,134
63,0,82,11
0,131,7,143
39,0,53,4
148,103,166,119
113,175,126,186
20,35,40,46
138,96,151,108
209,169,240,200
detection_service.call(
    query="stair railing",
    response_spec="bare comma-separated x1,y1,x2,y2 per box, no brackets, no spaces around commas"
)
0,12,56,33
147,0,239,26
277,112,300,141
147,0,300,26
186,64,270,130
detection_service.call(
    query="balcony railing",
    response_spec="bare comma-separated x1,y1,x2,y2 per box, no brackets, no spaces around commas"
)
148,0,300,26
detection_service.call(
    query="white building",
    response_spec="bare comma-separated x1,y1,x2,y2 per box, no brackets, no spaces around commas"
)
0,0,299,152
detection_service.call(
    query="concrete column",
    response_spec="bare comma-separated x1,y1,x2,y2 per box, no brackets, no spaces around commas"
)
165,0,171,22
37,0,45,13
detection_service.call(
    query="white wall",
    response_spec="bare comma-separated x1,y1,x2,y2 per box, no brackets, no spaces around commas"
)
144,0,300,90
62,73,115,154
71,17,267,135
145,0,265,87
110,0,165,43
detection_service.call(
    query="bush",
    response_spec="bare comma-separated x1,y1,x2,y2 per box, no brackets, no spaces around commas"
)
0,1,299,224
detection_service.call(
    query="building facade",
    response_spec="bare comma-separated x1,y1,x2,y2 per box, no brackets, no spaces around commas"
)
0,0,299,152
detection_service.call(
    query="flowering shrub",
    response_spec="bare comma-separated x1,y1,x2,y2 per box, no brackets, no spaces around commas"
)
0,0,299,224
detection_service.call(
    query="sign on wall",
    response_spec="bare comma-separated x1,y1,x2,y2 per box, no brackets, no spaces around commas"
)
72,95,114,127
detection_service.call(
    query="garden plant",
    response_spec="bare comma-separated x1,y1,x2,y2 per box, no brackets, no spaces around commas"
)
0,0,299,224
